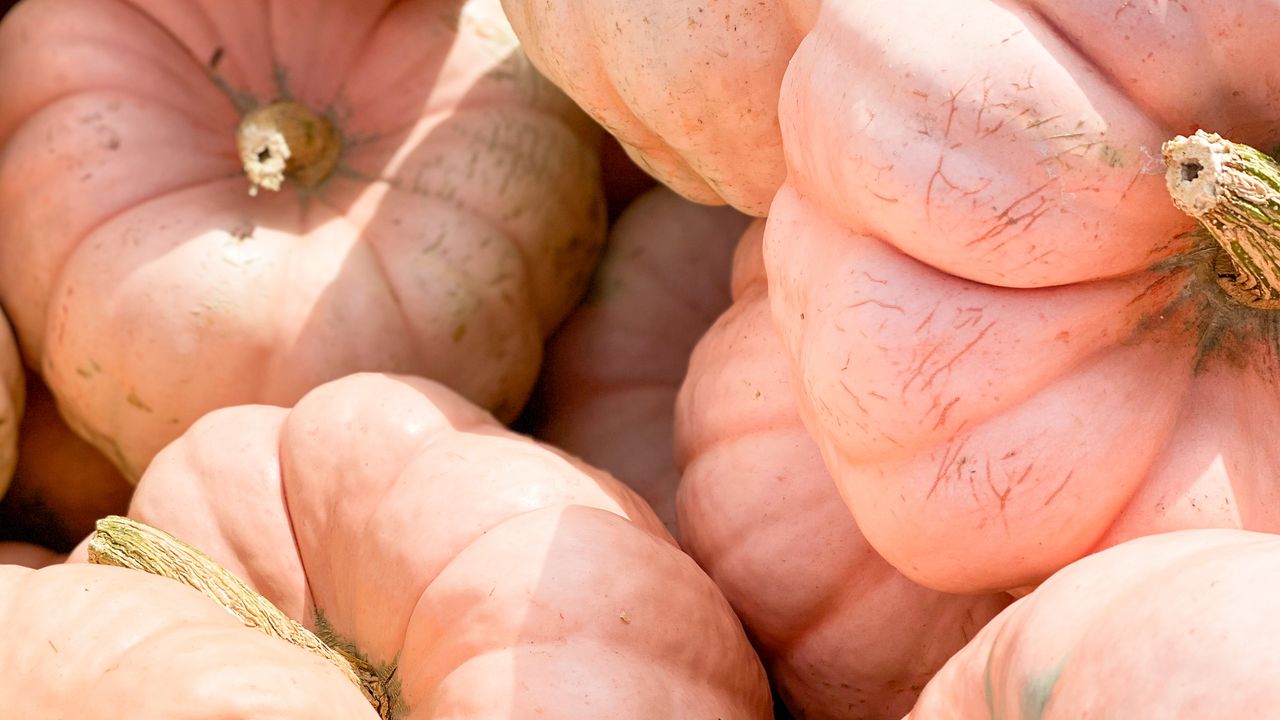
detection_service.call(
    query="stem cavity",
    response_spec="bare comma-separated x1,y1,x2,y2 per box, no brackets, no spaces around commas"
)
88,516,392,719
236,101,342,196
1163,130,1280,310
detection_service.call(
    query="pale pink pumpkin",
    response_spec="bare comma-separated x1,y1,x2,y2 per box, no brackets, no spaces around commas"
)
500,0,820,216
0,0,605,480
0,562,377,717
0,374,132,551
0,309,20,497
678,222,1009,719
531,187,746,534
71,372,771,718
909,529,1280,718
765,0,1280,593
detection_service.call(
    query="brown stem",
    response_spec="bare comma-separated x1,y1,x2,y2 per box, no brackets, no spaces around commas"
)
1163,130,1280,309
236,101,342,196
88,516,391,719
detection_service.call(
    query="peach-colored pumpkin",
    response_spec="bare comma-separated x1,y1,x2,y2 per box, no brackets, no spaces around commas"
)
530,187,746,534
500,0,820,215
72,372,771,718
0,308,20,497
678,222,1009,719
0,0,604,480
0,374,131,551
0,562,376,716
764,0,1280,593
909,529,1280,718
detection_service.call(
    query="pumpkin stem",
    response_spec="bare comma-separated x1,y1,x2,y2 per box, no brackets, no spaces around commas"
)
87,516,392,720
1163,130,1280,309
236,101,342,197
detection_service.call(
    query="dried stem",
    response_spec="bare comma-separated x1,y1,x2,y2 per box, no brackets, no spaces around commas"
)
236,101,342,196
88,516,391,719
1163,130,1280,309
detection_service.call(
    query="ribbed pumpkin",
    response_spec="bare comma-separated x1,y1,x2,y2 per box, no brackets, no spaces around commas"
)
909,529,1280,718
500,0,819,215
678,222,1009,718
0,562,377,716
71,372,772,718
530,187,745,533
0,0,604,480
765,0,1280,593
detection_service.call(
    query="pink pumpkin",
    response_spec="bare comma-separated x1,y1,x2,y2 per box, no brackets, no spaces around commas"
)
500,0,820,215
0,309,20,496
0,0,604,480
0,562,376,716
678,222,1009,718
531,187,746,533
910,529,1280,718
765,0,1280,593
72,372,771,718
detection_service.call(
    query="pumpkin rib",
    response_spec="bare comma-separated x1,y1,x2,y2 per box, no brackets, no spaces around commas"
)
308,194,460,370
38,170,239,354
1016,3,1168,141
397,503,762,713
103,0,248,127
328,1,402,100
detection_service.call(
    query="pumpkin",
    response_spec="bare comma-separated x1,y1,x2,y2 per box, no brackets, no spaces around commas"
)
500,0,820,216
70,372,771,718
529,187,746,534
677,221,1009,719
0,562,377,717
0,308,20,497
909,529,1280,718
0,541,60,568
0,374,131,551
764,0,1280,593
0,0,605,481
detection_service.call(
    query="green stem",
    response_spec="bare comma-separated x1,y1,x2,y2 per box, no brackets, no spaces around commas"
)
1163,130,1280,310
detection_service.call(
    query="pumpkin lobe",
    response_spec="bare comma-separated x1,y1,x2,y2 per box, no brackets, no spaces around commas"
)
236,101,342,197
1163,130,1280,310
88,516,395,719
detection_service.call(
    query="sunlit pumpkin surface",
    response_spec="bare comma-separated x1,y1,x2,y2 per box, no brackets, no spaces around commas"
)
908,529,1280,719
678,222,1010,719
66,373,772,719
0,0,605,480
766,0,1280,593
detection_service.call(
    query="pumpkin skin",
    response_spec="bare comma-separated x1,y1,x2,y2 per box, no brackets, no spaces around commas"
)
0,374,131,552
0,0,605,480
530,187,746,534
678,222,1009,719
764,0,1280,593
0,541,60,568
0,563,377,717
500,0,819,216
909,529,1280,719
0,309,20,497
71,372,772,718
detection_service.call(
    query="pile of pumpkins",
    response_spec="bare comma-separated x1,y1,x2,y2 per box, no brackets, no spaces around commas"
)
1,0,1278,717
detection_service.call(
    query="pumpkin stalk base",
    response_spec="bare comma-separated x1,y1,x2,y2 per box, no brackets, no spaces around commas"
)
88,516,393,719
1163,130,1280,310
237,101,342,196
